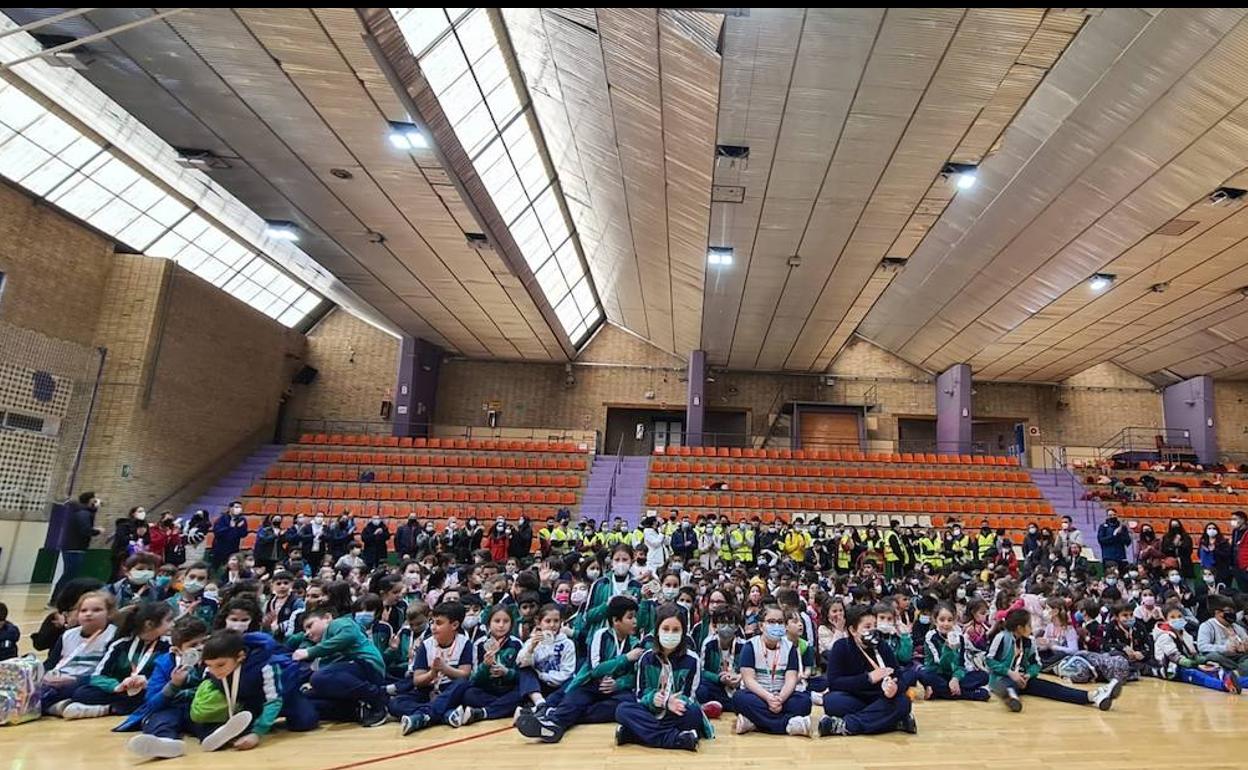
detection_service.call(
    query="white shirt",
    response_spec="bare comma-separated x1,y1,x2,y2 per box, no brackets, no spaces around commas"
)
643,528,667,570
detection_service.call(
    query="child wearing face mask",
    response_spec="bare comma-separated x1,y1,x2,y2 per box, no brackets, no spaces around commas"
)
109,553,166,608
516,595,644,744
335,541,367,573
517,604,577,715
1153,601,1242,693
120,616,210,758
615,604,713,751
697,606,743,715
818,604,915,737
387,601,473,725
1102,603,1147,678
871,602,914,666
1132,588,1165,628
40,591,118,714
988,609,1120,713
215,596,262,635
55,601,174,719
1196,595,1248,681
731,606,816,737
920,603,990,700
573,544,642,651
262,571,303,641
167,563,217,625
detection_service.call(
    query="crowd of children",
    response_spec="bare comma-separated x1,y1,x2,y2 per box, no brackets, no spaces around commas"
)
14,506,1248,756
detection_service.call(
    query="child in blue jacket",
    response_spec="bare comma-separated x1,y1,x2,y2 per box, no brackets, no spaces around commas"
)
121,616,210,758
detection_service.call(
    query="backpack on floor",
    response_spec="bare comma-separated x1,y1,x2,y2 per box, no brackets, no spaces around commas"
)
0,654,43,725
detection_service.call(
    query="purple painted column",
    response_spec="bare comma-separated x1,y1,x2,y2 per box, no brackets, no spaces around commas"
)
392,336,441,438
686,349,705,447
1163,375,1216,464
936,364,972,454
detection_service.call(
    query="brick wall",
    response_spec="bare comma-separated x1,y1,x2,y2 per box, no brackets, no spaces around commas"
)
284,308,400,435
76,256,305,523
0,182,113,345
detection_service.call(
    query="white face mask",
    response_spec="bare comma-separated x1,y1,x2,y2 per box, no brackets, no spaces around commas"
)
661,587,679,601
463,615,480,630
129,569,154,584
658,630,683,651
613,562,631,578
571,588,588,605
877,621,896,635
586,568,601,579
224,619,250,633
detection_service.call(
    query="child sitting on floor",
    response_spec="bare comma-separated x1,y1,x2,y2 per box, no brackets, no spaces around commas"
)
399,604,523,733
40,591,117,714
120,616,209,759
696,607,743,715
819,604,915,737
58,601,172,719
919,603,990,701
988,609,1120,712
166,563,217,625
293,607,389,728
516,594,643,744
109,554,165,608
1153,601,1241,693
614,603,714,751
192,630,320,752
732,605,816,737
516,603,577,715
387,601,473,727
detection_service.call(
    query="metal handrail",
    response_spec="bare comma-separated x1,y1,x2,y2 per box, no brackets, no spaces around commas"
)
605,434,625,519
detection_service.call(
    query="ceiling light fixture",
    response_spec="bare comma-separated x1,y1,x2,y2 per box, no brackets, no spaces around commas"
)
1089,272,1115,292
388,121,428,150
1209,186,1247,206
707,246,733,266
942,162,978,191
264,220,300,242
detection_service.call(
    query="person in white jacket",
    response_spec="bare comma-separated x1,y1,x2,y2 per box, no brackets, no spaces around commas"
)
1054,516,1085,558
641,511,668,572
1154,602,1241,693
516,605,578,716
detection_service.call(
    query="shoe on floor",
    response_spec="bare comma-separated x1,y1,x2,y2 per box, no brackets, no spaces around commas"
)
201,712,253,752
1223,671,1243,695
515,711,563,743
359,701,389,728
62,703,110,720
811,691,824,707
400,713,430,736
818,715,849,737
674,729,700,752
1003,687,1023,713
128,734,186,760
785,715,815,738
701,700,723,720
897,714,918,734
1091,679,1120,711
967,687,992,702
46,699,70,718
615,724,635,746
734,713,756,735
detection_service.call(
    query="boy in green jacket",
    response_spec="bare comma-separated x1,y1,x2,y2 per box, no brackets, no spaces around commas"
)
293,608,388,727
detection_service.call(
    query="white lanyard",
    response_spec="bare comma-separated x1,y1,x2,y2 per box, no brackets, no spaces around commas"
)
53,628,104,673
221,667,241,717
129,637,159,675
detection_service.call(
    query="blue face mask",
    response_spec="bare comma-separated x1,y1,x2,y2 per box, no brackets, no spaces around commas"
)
1169,618,1187,632
354,611,375,630
764,622,786,640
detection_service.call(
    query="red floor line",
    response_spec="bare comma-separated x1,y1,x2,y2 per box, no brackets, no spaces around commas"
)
316,725,514,770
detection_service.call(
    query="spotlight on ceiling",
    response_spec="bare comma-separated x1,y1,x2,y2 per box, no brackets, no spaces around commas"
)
942,162,978,191
1209,186,1247,206
707,246,734,267
1088,272,1115,292
264,220,300,242
388,121,428,150
1150,282,1169,293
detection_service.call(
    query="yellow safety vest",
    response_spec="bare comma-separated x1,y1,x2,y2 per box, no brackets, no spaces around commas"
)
976,532,997,559
731,528,754,563
550,528,569,552
837,536,854,569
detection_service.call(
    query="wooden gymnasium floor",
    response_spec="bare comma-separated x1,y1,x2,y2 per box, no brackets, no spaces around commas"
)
2,584,1245,770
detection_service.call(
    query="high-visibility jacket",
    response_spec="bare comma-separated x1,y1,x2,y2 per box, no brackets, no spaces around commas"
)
730,528,754,563
975,531,997,560
549,527,570,553
836,535,855,570
580,531,603,556
884,531,902,564
716,526,733,562
782,530,811,563
917,536,944,568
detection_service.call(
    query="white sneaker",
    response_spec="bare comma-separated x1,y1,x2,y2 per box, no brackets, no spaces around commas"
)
785,715,815,737
1091,679,1120,711
46,699,70,718
201,712,253,752
810,691,824,707
734,713,756,735
62,703,110,720
128,734,187,759
446,705,467,728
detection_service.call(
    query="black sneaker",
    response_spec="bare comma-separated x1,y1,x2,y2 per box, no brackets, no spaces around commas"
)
818,715,849,736
400,713,429,736
515,711,563,743
615,724,634,746
673,729,699,752
896,714,918,734
359,702,389,728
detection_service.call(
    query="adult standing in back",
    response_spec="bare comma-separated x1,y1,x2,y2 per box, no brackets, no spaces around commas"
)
210,501,248,573
1054,516,1084,559
109,505,145,580
1097,511,1131,572
52,491,102,604
510,515,534,562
